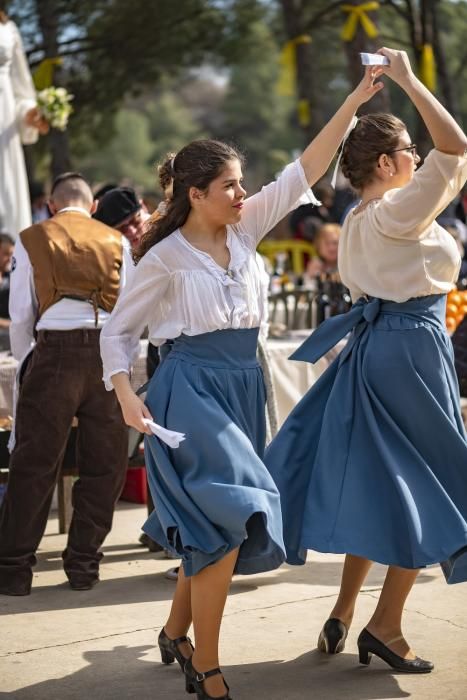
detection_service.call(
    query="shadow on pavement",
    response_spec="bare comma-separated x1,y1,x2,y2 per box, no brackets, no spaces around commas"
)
0,643,413,700
0,560,436,617
33,544,164,572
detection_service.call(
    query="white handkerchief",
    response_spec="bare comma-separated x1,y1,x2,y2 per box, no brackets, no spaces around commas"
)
142,419,186,448
360,52,389,66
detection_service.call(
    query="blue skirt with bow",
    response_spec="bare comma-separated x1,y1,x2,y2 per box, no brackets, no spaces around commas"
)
142,328,285,577
265,294,467,576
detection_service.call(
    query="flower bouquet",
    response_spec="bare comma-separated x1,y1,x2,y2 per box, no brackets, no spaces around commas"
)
36,86,74,131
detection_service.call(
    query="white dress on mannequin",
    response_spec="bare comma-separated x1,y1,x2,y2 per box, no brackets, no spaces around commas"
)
0,20,38,237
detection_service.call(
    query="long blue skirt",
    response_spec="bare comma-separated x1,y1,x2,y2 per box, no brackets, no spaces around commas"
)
142,328,285,577
265,295,467,573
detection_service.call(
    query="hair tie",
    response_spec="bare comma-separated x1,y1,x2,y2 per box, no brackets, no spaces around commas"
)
331,116,358,189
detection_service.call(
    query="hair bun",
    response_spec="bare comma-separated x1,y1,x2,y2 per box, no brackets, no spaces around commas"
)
339,113,406,191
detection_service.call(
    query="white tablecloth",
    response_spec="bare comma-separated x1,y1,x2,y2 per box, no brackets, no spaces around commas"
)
267,333,328,425
0,354,18,418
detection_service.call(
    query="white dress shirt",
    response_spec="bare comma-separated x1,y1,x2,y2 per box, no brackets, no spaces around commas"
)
338,149,467,303
100,159,311,388
9,207,132,361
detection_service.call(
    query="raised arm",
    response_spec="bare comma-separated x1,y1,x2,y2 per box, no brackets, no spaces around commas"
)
300,66,384,185
238,66,383,245
378,48,467,156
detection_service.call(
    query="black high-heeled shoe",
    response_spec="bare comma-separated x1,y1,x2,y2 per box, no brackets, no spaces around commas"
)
357,628,434,673
317,618,348,654
184,657,232,699
158,628,194,671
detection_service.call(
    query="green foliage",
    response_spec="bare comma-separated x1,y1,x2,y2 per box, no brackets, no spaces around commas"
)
77,110,155,190
74,91,203,191
437,0,467,125
219,20,299,188
7,0,467,189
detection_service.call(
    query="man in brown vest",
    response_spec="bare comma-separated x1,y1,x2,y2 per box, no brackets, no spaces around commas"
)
0,172,130,595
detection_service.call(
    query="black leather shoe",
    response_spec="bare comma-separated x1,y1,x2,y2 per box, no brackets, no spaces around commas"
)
184,657,232,699
357,628,434,673
0,581,31,596
68,577,99,591
318,618,348,654
158,628,194,672
0,571,32,596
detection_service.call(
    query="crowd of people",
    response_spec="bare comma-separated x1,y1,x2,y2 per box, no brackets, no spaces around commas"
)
1,10,467,700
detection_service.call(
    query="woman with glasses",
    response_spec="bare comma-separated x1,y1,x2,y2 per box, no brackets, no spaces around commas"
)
266,48,467,673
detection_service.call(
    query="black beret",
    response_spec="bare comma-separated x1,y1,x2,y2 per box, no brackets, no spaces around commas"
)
94,187,141,228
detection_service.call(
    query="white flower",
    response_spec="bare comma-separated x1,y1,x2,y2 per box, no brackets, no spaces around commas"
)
36,86,74,131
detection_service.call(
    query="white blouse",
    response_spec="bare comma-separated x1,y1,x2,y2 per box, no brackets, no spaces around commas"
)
101,159,310,388
338,149,467,303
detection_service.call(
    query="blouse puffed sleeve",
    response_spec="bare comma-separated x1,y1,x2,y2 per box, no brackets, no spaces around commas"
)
10,22,39,145
100,250,171,390
373,149,467,240
236,159,317,247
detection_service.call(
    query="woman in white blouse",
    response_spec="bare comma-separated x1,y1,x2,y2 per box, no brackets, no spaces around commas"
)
100,69,382,699
0,11,47,236
266,48,467,674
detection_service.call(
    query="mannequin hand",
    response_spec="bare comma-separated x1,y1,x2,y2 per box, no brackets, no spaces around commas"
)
376,47,414,87
350,65,384,106
25,107,49,135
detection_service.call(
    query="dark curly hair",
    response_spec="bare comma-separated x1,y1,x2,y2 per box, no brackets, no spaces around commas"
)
341,113,407,191
157,154,175,193
135,139,244,263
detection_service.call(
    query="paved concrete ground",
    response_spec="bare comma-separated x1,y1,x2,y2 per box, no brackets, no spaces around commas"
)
1,502,466,700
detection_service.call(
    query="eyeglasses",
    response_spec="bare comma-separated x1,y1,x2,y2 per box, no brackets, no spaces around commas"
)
388,144,418,157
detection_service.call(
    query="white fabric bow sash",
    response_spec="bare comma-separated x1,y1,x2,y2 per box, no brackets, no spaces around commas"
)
142,418,186,448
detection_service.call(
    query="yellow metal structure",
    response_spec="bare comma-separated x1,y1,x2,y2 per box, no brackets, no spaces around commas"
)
258,239,316,275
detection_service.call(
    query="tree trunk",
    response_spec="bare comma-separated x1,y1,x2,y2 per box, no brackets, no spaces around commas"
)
431,0,460,120
279,0,325,143
414,0,433,156
35,0,72,178
23,145,36,184
342,0,390,114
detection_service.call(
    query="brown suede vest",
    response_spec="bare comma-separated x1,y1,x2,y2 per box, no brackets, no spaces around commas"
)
20,211,123,322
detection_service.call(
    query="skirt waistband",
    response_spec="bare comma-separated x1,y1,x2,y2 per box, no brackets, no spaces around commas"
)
166,328,260,369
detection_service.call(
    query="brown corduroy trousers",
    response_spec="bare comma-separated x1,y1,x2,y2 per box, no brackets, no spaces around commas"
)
0,329,128,594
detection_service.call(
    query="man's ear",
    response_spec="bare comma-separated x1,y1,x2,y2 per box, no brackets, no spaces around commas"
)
90,200,98,215
47,198,58,215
